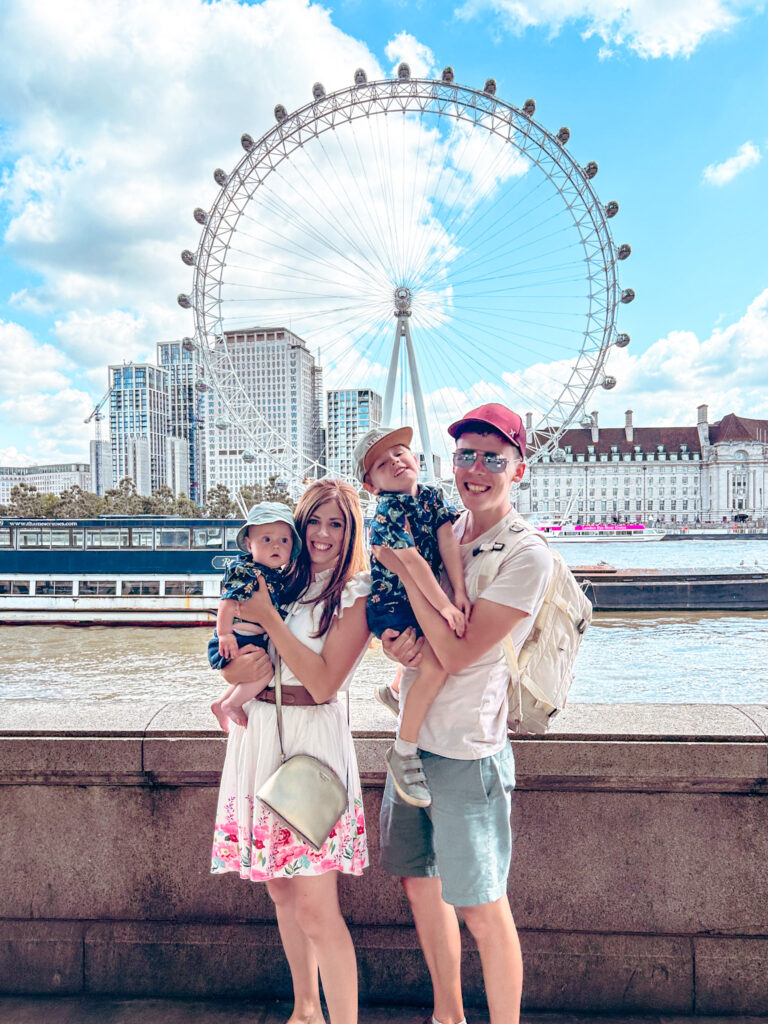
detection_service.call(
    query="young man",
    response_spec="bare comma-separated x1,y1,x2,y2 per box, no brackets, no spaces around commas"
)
374,403,553,1024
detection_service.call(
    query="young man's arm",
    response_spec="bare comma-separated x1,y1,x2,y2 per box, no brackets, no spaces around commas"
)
373,544,528,673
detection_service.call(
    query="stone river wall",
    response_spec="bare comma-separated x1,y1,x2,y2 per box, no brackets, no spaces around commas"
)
1,698,766,1013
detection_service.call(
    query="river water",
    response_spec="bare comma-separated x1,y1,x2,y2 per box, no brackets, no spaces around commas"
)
1,539,766,708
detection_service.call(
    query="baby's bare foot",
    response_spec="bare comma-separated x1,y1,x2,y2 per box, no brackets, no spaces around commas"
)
210,700,229,733
222,698,248,728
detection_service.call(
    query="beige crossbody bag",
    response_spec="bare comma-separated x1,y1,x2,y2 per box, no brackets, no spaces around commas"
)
255,614,349,852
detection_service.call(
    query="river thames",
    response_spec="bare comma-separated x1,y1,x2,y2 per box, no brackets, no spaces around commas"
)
1,539,766,708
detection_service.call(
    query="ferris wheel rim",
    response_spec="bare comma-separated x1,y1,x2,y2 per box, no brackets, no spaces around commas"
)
187,72,623,483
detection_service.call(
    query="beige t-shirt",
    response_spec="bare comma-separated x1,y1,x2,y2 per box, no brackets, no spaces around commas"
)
398,509,553,760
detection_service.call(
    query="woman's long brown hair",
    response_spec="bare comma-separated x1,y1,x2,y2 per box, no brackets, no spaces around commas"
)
284,479,368,638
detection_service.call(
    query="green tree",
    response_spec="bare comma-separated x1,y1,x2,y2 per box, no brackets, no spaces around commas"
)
205,483,235,519
41,492,63,517
103,478,146,515
237,483,264,513
9,482,44,518
262,475,294,510
172,493,200,517
146,484,175,515
56,485,104,519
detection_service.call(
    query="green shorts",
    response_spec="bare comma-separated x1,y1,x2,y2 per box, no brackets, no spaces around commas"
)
379,744,516,907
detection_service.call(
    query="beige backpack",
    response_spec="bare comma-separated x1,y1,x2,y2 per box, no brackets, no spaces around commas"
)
474,514,592,736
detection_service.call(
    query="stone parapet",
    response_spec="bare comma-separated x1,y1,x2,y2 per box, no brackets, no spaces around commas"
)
1,699,766,1013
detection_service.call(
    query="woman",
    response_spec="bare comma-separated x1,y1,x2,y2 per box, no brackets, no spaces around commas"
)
211,480,371,1024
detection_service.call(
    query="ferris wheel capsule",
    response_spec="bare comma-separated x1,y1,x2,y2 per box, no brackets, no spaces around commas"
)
213,168,228,187
556,126,570,145
397,62,411,80
312,82,326,101
274,104,288,123
194,208,207,225
354,68,367,86
182,337,196,352
615,333,630,348
617,244,631,260
602,376,617,390
195,380,209,393
214,417,230,430
241,133,255,152
181,249,196,267
441,66,454,83
484,79,497,96
518,480,531,490
177,293,192,309
605,200,619,218
584,161,598,180
620,288,636,304
552,448,567,463
522,98,536,116
242,450,257,463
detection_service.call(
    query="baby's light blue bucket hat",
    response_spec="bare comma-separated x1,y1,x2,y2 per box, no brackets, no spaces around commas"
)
235,501,302,558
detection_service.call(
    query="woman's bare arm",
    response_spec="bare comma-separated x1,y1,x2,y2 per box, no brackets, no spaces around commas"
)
236,584,371,704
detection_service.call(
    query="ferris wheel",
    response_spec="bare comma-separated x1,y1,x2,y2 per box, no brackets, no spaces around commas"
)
178,65,633,491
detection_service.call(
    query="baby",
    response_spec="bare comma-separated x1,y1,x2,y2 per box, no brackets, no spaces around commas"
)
209,501,301,731
353,426,470,807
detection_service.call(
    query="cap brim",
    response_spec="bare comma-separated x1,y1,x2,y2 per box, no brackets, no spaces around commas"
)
362,426,414,478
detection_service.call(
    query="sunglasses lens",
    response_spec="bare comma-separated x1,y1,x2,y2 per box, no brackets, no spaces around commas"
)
483,455,507,473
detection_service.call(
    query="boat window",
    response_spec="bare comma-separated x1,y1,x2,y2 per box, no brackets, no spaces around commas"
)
192,527,224,549
225,527,240,550
35,580,74,595
0,580,30,594
17,528,47,548
165,581,204,596
86,529,129,549
129,528,154,549
155,528,190,550
79,580,118,596
0,528,12,548
122,580,161,596
50,529,75,549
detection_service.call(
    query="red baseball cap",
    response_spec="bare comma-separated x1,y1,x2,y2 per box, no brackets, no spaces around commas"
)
448,403,527,459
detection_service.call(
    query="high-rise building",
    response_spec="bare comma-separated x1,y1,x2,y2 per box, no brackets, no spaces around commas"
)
204,327,320,495
156,340,206,503
165,436,190,497
326,388,383,480
109,363,168,496
89,440,114,496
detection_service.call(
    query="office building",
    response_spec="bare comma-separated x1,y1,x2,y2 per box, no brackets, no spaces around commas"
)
516,406,768,525
157,340,206,503
0,463,91,504
326,388,383,480
205,327,320,494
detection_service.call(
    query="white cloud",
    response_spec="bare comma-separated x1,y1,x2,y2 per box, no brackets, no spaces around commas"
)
385,31,437,78
454,0,759,59
53,309,152,368
589,287,768,425
702,141,762,186
0,447,37,467
0,0,382,324
0,320,72,397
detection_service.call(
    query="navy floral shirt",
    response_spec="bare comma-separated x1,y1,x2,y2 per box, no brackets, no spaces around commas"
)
220,555,285,615
368,485,455,617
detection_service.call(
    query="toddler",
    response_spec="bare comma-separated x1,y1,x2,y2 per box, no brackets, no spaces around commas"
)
353,426,470,807
209,501,301,731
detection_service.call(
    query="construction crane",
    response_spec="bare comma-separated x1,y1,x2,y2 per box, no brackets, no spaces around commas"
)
84,386,114,442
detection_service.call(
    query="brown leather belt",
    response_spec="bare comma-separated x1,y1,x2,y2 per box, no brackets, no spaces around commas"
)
256,686,329,707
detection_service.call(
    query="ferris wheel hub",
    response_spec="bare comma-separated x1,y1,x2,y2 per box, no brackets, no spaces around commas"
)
394,286,412,317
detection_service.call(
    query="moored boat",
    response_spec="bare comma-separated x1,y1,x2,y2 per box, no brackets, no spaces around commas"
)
533,520,667,543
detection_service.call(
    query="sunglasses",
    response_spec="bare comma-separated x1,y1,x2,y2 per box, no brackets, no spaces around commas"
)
453,448,519,474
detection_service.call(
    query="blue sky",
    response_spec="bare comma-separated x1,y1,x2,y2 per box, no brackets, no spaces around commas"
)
0,0,766,466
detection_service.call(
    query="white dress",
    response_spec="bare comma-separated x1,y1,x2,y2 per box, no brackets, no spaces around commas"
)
211,569,371,881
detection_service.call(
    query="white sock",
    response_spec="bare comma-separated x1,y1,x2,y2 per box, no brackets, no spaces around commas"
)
394,737,418,757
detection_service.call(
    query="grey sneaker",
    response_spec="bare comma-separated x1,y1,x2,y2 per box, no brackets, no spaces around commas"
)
385,745,431,808
375,683,399,717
